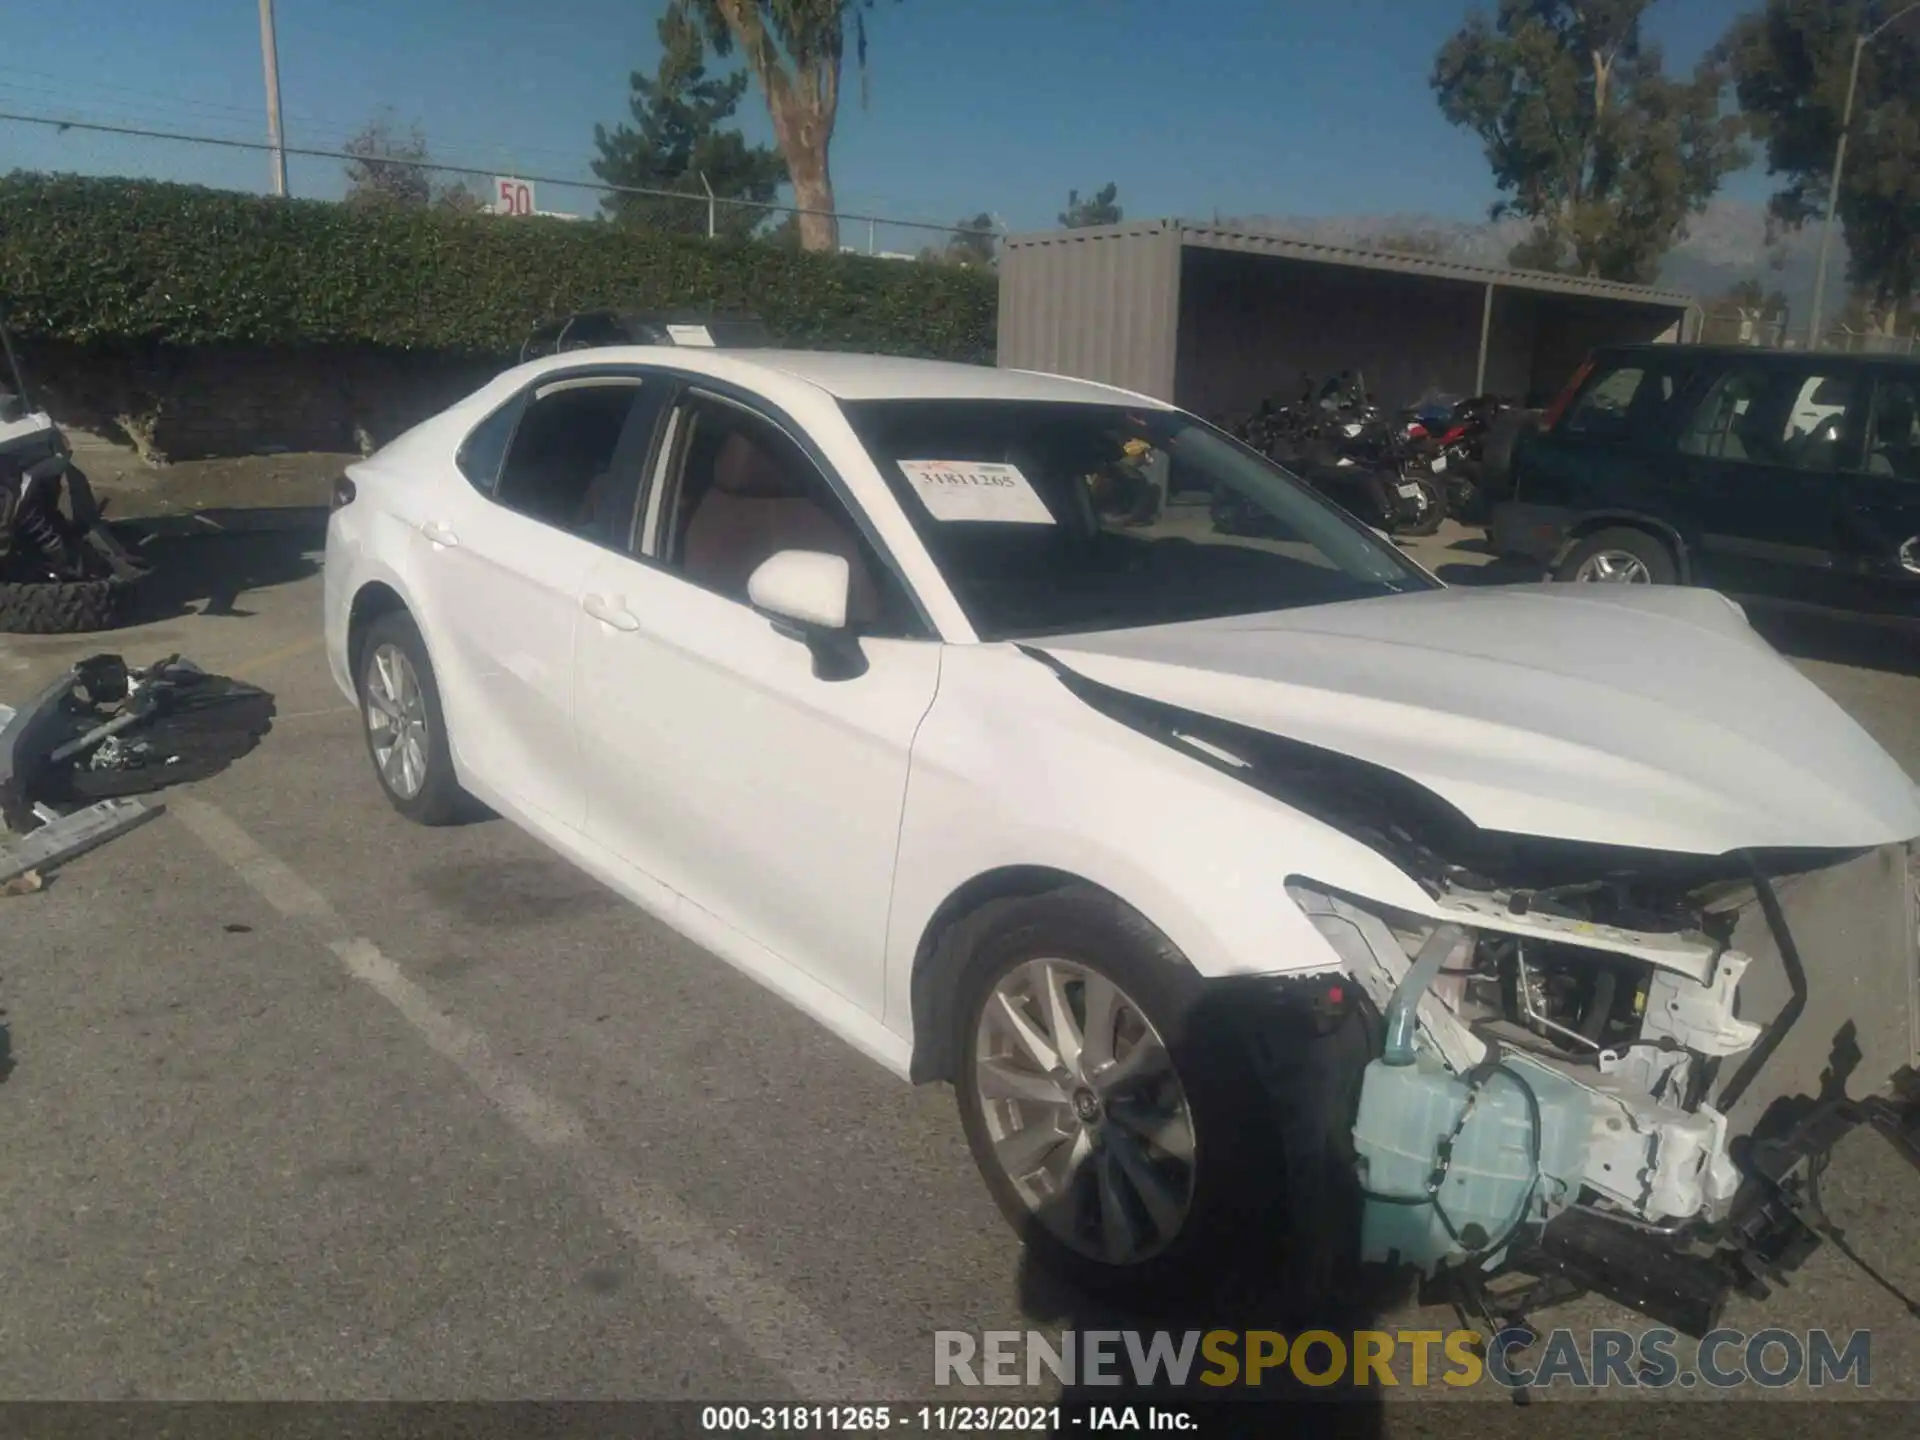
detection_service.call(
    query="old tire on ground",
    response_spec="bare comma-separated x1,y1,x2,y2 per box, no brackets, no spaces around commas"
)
951,886,1328,1310
355,609,474,826
0,576,135,635
1554,526,1679,586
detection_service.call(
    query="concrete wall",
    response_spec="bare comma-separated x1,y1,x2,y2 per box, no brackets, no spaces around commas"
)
17,341,502,462
1172,249,1518,418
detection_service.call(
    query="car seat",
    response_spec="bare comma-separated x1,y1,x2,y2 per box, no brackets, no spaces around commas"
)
680,432,882,625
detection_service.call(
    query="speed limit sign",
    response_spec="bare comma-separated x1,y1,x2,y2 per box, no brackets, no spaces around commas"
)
493,177,534,216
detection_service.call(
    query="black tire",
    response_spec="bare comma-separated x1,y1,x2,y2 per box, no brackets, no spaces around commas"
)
1389,473,1446,537
0,575,135,634
1553,525,1679,585
354,610,473,826
951,887,1318,1310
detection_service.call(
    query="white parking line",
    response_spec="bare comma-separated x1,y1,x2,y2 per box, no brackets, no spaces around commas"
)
169,794,897,1400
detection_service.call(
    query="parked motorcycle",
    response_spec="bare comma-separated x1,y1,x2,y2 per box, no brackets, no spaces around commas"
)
1218,372,1444,537
1397,391,1521,524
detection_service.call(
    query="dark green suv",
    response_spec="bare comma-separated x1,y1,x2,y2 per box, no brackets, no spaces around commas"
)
1490,344,1920,627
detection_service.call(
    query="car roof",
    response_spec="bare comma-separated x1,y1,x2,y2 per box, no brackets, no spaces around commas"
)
1594,343,1920,368
511,345,1172,408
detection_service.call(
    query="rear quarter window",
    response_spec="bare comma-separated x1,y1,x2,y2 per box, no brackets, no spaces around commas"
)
455,395,526,492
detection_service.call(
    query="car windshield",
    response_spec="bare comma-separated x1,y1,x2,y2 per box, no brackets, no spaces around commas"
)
839,398,1436,640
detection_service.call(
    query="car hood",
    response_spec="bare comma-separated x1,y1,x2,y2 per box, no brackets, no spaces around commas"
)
1035,584,1920,854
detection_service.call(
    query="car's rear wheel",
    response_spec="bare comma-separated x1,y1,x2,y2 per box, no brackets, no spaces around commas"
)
1555,526,1678,586
356,610,471,826
951,888,1291,1306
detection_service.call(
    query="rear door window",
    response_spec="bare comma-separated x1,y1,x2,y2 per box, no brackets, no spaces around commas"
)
1561,360,1691,440
1679,366,1866,473
493,374,658,545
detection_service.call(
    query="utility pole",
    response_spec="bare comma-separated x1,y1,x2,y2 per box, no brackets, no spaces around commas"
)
1807,1,1920,349
258,0,289,197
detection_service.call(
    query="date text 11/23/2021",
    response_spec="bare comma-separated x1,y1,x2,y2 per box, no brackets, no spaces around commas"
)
700,1405,1197,1432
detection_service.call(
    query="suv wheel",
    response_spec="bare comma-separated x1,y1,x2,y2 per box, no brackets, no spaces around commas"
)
1555,527,1678,585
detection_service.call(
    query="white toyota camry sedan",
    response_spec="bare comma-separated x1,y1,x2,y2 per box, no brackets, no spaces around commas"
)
325,338,1920,1323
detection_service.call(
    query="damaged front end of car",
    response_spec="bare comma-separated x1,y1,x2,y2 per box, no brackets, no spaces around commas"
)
1030,647,1920,1338
1293,844,1920,1339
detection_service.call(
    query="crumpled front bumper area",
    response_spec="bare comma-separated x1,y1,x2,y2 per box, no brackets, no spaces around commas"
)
1296,840,1920,1335
1708,841,1920,1136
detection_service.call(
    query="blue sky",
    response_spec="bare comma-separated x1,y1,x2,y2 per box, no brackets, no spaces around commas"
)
0,0,1769,242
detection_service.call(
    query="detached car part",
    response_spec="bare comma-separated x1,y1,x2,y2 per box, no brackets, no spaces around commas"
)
1,652,275,831
0,796,162,888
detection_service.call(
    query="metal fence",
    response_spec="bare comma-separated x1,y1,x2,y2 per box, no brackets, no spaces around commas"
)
1823,327,1918,356
0,105,999,264
1697,307,1787,348
1696,306,1916,355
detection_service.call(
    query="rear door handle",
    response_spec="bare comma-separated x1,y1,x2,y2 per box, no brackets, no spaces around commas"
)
420,520,460,548
582,594,641,632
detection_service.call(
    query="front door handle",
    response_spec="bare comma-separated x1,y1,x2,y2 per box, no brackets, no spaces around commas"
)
582,593,641,632
420,520,460,548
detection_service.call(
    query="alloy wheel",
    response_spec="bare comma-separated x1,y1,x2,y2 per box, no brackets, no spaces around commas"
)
972,958,1197,1266
365,642,430,800
1572,549,1653,584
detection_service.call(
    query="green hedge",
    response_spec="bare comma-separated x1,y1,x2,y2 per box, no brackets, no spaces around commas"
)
0,173,998,361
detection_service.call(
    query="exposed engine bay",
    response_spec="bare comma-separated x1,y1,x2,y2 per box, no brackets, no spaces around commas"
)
1030,646,1920,1336
1293,835,1920,1337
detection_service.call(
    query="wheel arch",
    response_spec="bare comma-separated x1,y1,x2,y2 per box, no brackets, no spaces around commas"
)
1556,511,1695,582
346,579,412,681
907,865,1166,1085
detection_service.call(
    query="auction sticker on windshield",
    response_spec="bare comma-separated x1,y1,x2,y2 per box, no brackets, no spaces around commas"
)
897,460,1056,525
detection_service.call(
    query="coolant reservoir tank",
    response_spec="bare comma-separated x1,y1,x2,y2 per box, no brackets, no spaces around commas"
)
1352,1054,1592,1274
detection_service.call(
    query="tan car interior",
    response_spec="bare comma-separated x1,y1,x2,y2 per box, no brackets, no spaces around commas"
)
678,423,883,626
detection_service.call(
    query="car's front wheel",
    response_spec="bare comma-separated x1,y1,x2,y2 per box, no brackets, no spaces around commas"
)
1554,526,1678,585
952,888,1291,1305
356,610,472,826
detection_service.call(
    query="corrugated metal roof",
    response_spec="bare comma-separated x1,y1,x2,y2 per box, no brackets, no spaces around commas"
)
1002,218,1697,309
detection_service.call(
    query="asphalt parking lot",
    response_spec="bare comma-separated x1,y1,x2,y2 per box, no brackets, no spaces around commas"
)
2,512,1919,1417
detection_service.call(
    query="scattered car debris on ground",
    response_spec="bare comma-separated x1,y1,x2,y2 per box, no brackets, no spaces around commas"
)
0,797,161,891
0,652,275,887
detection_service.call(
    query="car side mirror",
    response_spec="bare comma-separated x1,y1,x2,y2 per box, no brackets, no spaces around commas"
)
747,550,869,681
